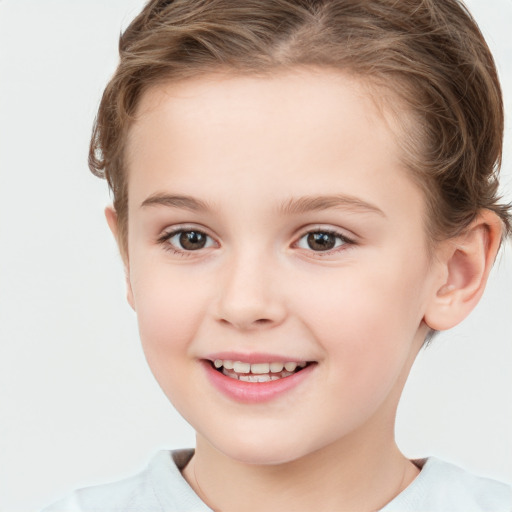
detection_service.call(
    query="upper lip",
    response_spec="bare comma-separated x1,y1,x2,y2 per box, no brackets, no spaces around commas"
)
204,352,314,364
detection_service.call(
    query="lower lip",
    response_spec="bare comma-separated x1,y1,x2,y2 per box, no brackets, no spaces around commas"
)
201,360,316,404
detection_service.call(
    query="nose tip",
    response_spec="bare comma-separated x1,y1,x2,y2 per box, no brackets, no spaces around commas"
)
217,294,286,331
214,259,287,331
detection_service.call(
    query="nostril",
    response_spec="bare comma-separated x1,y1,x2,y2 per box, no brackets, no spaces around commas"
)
219,317,275,330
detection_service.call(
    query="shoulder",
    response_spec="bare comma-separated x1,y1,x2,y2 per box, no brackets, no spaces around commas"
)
41,449,210,512
381,457,512,512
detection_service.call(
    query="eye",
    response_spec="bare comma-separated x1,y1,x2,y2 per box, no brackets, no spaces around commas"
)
296,230,352,252
161,229,216,252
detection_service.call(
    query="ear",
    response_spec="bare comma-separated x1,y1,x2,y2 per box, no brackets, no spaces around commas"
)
424,210,503,331
105,206,135,311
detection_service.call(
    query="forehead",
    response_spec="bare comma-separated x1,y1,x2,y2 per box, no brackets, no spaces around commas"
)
129,69,401,145
125,69,422,221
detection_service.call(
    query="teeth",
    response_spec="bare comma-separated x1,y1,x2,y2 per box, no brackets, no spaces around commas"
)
239,374,272,382
213,359,308,376
251,363,270,374
222,370,239,380
233,361,251,373
223,360,234,370
269,362,284,373
223,369,295,381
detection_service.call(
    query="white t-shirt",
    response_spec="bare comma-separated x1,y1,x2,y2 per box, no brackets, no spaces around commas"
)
43,449,512,512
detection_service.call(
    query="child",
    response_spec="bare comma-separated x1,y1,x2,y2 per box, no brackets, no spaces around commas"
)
44,0,511,510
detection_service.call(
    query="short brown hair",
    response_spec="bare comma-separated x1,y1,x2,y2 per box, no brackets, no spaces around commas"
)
89,0,511,255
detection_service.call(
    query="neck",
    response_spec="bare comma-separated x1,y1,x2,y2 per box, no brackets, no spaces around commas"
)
183,427,419,512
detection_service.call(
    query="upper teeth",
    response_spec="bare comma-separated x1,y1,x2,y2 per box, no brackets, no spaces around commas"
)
213,360,307,374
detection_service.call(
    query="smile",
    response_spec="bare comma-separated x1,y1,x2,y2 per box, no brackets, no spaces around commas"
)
203,357,316,403
213,359,308,382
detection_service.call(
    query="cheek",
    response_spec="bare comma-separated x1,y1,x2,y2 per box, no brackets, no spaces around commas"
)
129,262,208,375
297,262,423,335
293,260,427,392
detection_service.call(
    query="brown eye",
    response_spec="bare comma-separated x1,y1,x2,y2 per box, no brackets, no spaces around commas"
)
296,230,350,253
178,231,207,250
163,229,215,252
306,232,337,251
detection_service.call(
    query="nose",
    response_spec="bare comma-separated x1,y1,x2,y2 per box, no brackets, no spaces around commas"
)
214,251,287,331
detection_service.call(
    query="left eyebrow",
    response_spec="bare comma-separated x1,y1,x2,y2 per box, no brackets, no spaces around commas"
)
278,194,386,217
140,193,215,212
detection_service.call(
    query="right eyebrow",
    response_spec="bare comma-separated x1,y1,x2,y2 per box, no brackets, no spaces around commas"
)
140,193,214,212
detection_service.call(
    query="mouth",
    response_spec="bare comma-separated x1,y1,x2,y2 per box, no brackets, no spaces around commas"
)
208,359,313,382
202,356,317,403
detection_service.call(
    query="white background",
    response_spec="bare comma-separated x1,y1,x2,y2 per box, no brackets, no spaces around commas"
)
0,1,511,511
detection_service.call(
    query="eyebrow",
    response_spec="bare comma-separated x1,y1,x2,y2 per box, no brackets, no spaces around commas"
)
140,193,385,217
140,194,214,212
279,195,386,217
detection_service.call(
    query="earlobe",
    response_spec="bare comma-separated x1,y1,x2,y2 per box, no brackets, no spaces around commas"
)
104,206,136,311
105,205,119,241
424,211,502,331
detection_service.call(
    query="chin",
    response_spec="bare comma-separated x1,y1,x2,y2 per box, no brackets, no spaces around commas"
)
224,445,303,466
206,428,327,467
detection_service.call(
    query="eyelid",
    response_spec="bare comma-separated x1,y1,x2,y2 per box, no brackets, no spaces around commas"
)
295,224,357,241
293,226,357,254
157,224,219,254
158,222,217,239
155,223,356,256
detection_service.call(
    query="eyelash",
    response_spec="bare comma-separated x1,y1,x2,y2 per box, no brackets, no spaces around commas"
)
156,228,216,257
157,227,356,257
294,229,355,256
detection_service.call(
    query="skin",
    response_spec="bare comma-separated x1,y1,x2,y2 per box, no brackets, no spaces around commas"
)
106,69,501,511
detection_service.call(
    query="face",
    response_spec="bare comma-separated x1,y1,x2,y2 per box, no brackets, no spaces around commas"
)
122,70,439,465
